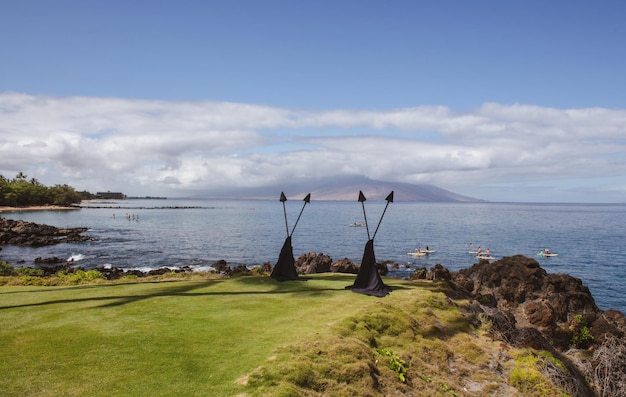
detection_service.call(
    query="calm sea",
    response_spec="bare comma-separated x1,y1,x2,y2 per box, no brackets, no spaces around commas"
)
2,199,625,313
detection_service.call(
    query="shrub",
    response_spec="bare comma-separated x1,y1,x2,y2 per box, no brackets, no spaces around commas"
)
55,269,105,284
0,260,15,276
15,267,44,276
569,314,594,349
18,275,49,286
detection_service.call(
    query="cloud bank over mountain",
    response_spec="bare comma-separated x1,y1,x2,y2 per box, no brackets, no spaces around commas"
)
1,93,625,203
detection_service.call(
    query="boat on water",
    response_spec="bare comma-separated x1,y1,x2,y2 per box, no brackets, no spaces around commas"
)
350,221,366,227
408,246,435,256
538,250,558,257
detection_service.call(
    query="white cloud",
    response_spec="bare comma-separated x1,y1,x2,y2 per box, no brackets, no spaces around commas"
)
1,92,625,202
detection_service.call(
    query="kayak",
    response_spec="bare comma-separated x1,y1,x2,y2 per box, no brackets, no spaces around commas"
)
407,252,427,257
422,249,436,253
538,252,558,257
477,255,495,260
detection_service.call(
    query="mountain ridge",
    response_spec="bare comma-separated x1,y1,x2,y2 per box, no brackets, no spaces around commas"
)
204,176,483,202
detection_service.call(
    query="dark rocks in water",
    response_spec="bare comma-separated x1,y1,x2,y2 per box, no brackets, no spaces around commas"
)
210,260,250,276
377,260,392,276
0,217,92,246
409,267,428,280
295,252,332,274
117,269,146,278
34,256,66,264
450,254,626,351
429,263,451,281
293,252,390,276
94,260,245,279
146,268,173,276
96,266,126,280
95,265,195,279
230,264,251,276
211,260,229,273
409,265,450,281
330,258,359,274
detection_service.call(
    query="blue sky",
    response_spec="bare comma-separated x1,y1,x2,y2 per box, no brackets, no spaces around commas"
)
1,0,625,202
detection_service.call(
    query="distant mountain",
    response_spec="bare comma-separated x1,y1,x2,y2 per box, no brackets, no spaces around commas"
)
207,176,482,202
293,176,481,202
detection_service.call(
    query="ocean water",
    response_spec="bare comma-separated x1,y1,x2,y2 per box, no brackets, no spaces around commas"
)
1,199,625,313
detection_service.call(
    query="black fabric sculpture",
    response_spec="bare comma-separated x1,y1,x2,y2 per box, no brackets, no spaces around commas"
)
346,239,392,297
271,192,310,282
270,236,300,281
346,191,394,297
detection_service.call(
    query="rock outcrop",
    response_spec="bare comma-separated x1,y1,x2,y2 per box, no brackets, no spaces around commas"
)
294,252,390,276
330,258,359,274
209,260,250,276
451,255,625,351
0,217,92,246
409,264,451,281
295,252,332,274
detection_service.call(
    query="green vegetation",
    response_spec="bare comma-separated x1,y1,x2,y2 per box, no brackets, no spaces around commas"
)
0,274,573,396
0,172,94,207
569,314,594,349
0,259,14,276
376,348,408,383
509,351,570,396
0,262,216,287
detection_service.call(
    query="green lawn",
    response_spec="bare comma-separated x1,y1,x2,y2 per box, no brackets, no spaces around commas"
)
1,274,417,396
1,273,574,396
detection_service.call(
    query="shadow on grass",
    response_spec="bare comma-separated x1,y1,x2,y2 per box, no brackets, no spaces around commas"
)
0,274,445,311
92,276,446,307
0,282,164,295
0,280,223,310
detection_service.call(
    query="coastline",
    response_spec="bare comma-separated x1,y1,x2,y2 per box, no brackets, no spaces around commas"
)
0,205,79,213
2,201,625,314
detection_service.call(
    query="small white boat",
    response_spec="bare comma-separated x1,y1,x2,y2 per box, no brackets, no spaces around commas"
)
477,255,495,260
350,221,366,227
422,249,436,253
407,251,427,257
538,251,558,257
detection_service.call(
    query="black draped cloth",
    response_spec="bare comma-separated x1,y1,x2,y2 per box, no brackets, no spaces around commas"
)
270,236,302,281
346,239,392,297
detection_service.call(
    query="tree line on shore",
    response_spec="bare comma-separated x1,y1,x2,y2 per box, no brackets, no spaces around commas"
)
0,172,95,207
